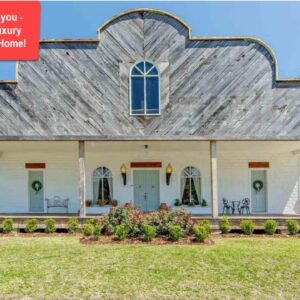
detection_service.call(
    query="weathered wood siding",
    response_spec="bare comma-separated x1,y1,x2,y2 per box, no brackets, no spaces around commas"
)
0,10,299,140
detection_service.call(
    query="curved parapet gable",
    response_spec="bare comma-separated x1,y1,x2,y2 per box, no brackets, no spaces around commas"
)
0,8,299,85
97,8,299,85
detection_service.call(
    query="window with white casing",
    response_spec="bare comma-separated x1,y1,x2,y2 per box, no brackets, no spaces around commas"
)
92,167,113,205
130,61,160,115
180,167,201,205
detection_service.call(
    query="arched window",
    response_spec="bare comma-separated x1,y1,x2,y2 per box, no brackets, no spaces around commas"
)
92,167,113,205
180,167,201,205
130,61,160,115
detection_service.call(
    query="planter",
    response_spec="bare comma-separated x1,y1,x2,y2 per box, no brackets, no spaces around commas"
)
109,199,118,207
98,199,106,207
85,200,92,207
159,203,169,211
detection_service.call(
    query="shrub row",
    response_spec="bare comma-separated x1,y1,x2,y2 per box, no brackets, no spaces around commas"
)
0,207,299,238
220,218,299,235
0,218,57,234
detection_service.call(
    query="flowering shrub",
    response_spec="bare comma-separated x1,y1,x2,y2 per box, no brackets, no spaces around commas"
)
87,205,194,240
104,205,145,237
147,210,170,235
147,209,194,235
170,210,195,234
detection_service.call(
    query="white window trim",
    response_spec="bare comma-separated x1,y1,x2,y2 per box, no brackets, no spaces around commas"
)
92,166,113,205
129,60,161,116
180,166,202,204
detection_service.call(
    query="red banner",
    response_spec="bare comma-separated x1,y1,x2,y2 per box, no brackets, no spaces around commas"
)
131,162,162,168
25,163,46,169
248,162,269,168
0,1,40,60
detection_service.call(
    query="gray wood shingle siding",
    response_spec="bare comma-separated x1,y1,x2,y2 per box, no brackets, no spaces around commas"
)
0,9,299,140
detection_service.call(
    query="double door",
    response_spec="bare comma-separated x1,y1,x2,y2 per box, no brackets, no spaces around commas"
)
133,170,160,211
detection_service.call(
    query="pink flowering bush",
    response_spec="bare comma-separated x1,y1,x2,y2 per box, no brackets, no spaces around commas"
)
103,205,145,237
101,205,194,237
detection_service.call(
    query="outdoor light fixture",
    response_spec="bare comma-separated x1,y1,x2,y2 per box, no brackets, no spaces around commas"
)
120,163,127,185
166,163,173,186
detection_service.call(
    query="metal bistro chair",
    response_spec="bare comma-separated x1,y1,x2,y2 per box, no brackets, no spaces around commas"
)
222,198,233,215
239,198,250,215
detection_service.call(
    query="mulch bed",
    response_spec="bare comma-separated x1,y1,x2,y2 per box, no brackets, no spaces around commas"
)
217,233,300,238
0,232,80,238
0,232,299,242
80,235,215,245
80,233,299,245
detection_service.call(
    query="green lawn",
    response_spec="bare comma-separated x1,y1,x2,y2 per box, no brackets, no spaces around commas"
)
0,237,299,299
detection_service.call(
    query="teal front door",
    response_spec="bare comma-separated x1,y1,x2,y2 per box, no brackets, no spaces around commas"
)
29,171,44,212
133,170,160,211
251,170,267,213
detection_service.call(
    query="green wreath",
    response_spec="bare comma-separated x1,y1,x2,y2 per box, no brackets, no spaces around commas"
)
32,180,43,193
253,180,263,192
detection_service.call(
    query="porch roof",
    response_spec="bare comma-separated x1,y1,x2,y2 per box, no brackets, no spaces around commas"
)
0,135,300,141
0,140,299,154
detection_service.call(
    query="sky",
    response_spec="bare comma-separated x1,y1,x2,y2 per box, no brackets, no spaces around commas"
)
1,1,300,80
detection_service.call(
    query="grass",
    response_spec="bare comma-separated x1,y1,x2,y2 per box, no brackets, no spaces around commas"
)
0,237,299,299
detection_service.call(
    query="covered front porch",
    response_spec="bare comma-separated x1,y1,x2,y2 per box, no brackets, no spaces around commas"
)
0,140,300,218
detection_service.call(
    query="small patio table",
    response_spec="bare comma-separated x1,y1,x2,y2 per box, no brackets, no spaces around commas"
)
231,201,240,214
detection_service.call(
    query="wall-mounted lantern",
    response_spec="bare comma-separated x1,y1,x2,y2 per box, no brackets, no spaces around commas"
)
166,163,173,186
120,163,127,185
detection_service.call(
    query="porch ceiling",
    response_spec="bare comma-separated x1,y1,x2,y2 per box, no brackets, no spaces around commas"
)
86,141,209,152
218,141,300,154
0,141,77,152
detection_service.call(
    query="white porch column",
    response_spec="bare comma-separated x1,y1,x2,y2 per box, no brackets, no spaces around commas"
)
79,141,86,217
210,141,218,218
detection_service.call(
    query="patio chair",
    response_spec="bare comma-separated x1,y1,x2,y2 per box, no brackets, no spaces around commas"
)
239,198,250,215
222,198,233,215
